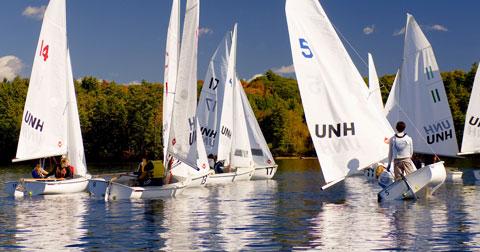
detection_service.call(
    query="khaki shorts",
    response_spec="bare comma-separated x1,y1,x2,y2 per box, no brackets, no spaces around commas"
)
393,158,416,180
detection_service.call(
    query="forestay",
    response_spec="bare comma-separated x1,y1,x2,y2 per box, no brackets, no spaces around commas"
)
368,53,384,114
239,81,275,167
15,0,68,162
66,50,87,176
163,0,180,164
216,25,237,166
285,0,394,188
385,14,458,157
460,67,480,154
197,31,231,157
167,0,208,170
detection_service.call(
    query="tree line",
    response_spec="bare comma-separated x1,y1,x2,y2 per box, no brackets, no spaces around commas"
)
0,63,477,164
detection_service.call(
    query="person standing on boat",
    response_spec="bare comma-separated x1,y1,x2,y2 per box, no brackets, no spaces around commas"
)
387,121,416,180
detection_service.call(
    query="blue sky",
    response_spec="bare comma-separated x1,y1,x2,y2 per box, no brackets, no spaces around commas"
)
0,0,479,84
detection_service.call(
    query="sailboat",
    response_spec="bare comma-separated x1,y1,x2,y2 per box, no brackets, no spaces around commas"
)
165,0,211,187
379,14,454,201
197,25,255,184
285,0,394,189
458,64,480,180
239,80,278,180
5,0,90,197
460,66,480,155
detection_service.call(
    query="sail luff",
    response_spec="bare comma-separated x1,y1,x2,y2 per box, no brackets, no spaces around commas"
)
163,0,180,165
367,53,384,113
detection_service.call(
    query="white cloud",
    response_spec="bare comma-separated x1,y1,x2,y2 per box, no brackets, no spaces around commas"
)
393,27,405,36
272,65,295,75
126,80,141,85
363,25,375,35
22,5,47,20
0,56,24,81
393,24,448,36
198,27,213,37
427,24,448,32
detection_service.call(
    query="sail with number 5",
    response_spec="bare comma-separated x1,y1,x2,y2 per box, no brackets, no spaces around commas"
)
285,0,394,189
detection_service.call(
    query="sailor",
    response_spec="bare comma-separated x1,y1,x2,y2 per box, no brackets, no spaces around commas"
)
375,164,394,188
214,160,225,174
31,163,48,178
387,121,416,180
207,154,215,169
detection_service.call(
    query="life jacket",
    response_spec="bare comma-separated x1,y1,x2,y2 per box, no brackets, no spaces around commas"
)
56,167,67,178
68,165,75,176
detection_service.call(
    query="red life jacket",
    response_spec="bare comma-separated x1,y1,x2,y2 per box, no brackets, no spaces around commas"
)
68,165,75,176
56,167,67,178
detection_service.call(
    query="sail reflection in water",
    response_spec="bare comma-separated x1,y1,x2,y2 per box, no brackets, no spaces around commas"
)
14,194,87,250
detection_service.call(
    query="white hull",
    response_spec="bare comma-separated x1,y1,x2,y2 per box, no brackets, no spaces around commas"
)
87,178,109,198
378,161,446,201
5,176,90,197
446,171,463,182
207,167,254,185
106,181,186,200
251,165,278,180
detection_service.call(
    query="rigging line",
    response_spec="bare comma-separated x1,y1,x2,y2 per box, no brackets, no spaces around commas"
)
331,16,442,159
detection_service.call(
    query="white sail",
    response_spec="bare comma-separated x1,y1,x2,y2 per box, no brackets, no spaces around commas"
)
66,50,87,176
460,66,480,154
231,78,253,168
197,31,231,157
163,0,180,164
216,24,237,166
385,70,399,119
239,81,275,167
15,0,68,162
285,0,394,188
385,14,458,157
167,0,208,170
368,53,384,113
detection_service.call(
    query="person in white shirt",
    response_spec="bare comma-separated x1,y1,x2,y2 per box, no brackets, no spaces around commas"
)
387,121,416,180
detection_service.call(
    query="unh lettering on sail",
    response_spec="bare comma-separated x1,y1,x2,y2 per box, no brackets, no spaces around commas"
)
188,117,197,146
314,122,361,154
24,111,44,132
200,126,217,147
465,116,480,138
423,119,454,144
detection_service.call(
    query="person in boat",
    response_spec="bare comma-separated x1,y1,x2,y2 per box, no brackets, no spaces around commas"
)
32,163,48,179
387,121,416,180
214,160,225,174
208,154,215,169
137,153,154,185
60,157,75,179
375,164,394,188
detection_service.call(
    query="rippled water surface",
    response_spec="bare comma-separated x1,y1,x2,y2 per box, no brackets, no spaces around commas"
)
1,159,480,251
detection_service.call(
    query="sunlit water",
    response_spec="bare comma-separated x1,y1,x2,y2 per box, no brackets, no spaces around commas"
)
0,159,480,251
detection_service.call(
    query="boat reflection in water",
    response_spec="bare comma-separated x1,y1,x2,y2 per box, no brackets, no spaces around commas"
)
159,180,278,250
14,194,87,251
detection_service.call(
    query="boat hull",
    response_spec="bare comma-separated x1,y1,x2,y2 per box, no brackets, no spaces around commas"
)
87,178,109,198
106,181,186,201
207,167,254,185
251,165,278,180
378,161,446,201
5,176,90,197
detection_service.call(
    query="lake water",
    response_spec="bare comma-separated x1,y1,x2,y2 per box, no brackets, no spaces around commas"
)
1,159,480,251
